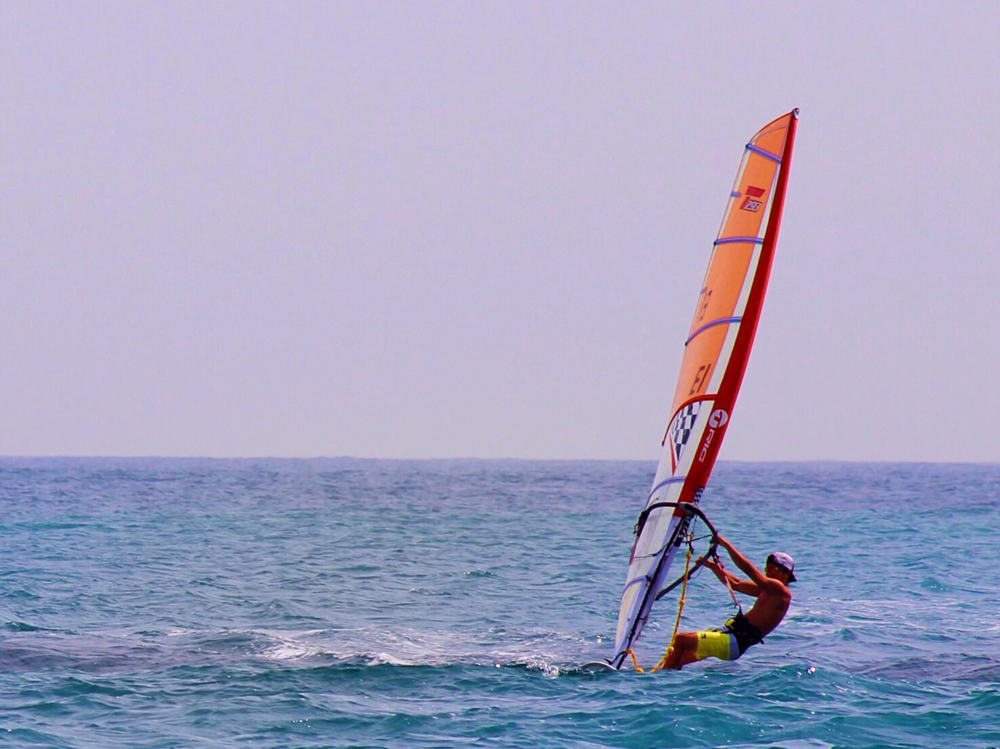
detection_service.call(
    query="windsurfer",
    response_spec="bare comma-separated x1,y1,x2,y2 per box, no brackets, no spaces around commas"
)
660,534,794,670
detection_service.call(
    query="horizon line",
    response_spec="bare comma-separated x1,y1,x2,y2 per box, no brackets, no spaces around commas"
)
0,455,995,467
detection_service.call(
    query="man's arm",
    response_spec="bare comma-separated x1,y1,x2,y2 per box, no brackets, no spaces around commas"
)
700,554,759,596
717,534,782,594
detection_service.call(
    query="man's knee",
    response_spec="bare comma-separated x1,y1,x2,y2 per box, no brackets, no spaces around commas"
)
673,631,697,651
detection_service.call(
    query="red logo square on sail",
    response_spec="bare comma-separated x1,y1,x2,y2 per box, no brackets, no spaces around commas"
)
740,197,762,212
745,185,766,197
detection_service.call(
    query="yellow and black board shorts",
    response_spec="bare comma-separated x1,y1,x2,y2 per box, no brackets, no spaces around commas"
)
693,628,741,662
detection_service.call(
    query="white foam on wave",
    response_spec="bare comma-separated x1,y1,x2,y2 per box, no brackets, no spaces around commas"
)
247,624,588,675
244,628,327,662
369,651,413,666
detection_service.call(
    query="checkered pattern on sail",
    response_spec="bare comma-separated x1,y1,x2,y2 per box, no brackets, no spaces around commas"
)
669,401,701,464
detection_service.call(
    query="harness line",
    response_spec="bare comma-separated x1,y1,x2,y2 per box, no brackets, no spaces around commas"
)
713,551,744,615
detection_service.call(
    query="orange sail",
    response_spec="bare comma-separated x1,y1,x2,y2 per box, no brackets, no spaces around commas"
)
612,110,799,669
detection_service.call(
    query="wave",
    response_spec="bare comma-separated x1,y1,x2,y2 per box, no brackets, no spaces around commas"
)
860,653,1000,683
0,624,601,679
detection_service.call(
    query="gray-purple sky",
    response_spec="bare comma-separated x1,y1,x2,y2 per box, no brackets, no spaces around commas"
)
2,2,997,461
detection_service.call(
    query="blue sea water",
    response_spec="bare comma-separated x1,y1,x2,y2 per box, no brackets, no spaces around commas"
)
0,458,996,747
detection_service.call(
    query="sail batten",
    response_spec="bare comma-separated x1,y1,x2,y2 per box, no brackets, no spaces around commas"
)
714,236,764,245
746,144,782,162
611,110,799,669
685,316,742,345
647,476,686,497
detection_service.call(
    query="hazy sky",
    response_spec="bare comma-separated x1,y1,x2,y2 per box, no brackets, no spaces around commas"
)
2,2,997,461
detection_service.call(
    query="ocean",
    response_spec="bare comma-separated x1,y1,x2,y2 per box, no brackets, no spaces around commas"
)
1,458,997,747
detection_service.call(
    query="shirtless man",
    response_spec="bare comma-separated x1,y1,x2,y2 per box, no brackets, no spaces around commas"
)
660,534,795,670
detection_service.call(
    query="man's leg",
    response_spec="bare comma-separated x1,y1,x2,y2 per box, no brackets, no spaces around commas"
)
661,631,700,670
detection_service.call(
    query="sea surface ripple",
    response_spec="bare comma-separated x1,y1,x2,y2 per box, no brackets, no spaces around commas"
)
1,458,997,747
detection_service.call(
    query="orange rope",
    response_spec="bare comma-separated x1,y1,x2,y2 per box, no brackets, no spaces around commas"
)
650,539,693,671
625,647,644,673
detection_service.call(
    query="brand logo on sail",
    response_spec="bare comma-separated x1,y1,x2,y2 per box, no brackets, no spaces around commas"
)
698,410,730,462
708,409,728,427
740,185,765,212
